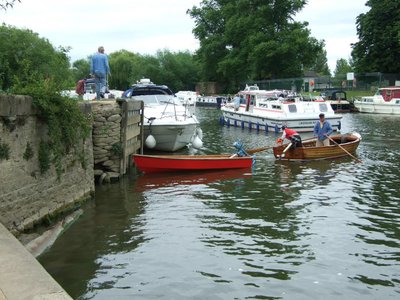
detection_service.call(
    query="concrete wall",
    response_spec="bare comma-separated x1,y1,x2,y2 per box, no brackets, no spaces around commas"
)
0,95,94,234
0,222,73,299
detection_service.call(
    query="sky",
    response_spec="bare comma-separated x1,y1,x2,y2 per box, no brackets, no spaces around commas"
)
1,0,369,73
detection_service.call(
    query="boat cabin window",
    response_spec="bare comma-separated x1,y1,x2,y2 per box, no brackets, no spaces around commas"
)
272,104,282,110
319,103,328,112
396,100,400,104
384,89,392,101
288,104,297,113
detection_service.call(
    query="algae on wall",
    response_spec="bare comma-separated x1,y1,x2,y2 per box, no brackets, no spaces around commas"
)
0,95,94,234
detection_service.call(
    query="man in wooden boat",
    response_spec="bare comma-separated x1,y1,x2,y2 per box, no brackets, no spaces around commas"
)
277,126,302,149
233,94,241,111
313,113,333,147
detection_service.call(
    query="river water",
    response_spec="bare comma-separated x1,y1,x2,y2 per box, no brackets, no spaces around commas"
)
39,108,400,299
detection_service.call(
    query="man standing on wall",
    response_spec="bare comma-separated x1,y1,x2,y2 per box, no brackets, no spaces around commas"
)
90,46,110,100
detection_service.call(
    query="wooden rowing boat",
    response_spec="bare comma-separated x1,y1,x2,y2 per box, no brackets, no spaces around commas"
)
133,154,253,173
272,132,362,161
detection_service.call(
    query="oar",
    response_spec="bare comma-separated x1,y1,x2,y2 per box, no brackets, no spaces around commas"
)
246,145,275,155
246,136,317,155
279,142,293,159
326,135,362,163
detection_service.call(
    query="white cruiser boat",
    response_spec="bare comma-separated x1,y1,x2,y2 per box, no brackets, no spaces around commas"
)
196,95,226,107
123,79,202,152
354,86,400,114
175,91,197,106
221,84,342,132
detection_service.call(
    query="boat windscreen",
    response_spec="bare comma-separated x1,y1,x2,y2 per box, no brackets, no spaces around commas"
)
319,103,328,112
135,94,178,105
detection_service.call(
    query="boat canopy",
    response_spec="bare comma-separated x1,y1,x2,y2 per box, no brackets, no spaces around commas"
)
378,87,400,101
122,78,174,99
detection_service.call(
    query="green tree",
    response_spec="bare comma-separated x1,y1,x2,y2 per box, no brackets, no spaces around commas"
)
152,50,200,91
106,49,200,92
0,0,20,10
308,46,331,76
108,50,142,90
71,58,90,83
352,0,400,73
189,0,324,91
334,58,353,77
0,24,71,91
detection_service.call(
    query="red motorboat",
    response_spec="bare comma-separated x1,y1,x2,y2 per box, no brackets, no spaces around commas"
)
133,154,253,173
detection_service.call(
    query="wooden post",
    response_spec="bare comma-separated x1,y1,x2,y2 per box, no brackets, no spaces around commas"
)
118,99,144,175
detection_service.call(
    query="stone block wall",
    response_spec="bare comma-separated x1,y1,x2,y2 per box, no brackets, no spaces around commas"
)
91,101,122,183
0,95,94,233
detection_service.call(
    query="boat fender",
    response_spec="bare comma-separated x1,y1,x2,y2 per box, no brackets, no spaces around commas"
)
196,127,203,140
145,134,156,149
338,120,341,131
353,132,362,140
192,135,203,149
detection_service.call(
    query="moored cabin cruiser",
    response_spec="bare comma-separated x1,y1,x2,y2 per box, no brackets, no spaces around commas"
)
175,91,197,106
320,89,351,113
122,79,203,152
221,84,342,132
354,86,400,114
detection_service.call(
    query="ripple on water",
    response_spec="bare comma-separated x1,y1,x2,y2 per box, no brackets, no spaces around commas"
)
39,111,400,300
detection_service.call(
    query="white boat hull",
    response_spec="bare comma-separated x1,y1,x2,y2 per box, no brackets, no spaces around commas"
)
354,88,400,114
196,96,224,107
354,102,400,114
143,118,200,152
221,105,342,132
125,79,203,152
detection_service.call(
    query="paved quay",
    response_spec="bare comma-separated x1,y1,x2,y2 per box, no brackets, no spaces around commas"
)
0,223,72,300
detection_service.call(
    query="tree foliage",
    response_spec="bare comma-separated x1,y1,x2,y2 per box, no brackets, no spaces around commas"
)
0,0,20,10
70,49,200,92
189,0,326,90
334,58,353,77
71,58,90,83
0,24,71,91
108,50,142,90
352,0,400,73
146,50,200,91
310,46,331,76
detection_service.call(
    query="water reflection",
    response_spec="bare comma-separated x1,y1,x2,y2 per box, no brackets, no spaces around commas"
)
134,169,252,193
39,178,148,298
39,110,400,299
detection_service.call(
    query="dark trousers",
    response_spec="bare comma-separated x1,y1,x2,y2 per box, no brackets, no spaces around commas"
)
289,134,302,148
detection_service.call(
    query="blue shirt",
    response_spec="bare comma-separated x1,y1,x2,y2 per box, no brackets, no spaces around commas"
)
314,120,333,140
90,52,110,76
